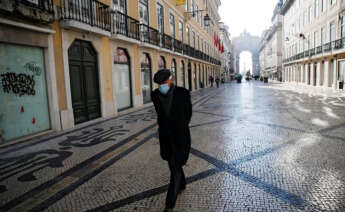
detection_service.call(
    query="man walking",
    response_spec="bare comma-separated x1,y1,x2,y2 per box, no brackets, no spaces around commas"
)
209,75,214,87
151,69,192,211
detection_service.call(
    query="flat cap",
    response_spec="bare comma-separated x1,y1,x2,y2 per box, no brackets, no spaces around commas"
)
153,69,171,84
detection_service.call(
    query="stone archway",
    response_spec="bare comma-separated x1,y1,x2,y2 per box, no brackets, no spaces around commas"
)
233,30,261,76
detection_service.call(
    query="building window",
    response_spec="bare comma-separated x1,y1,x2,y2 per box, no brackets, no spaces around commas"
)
197,35,200,49
192,31,195,48
321,27,326,45
342,16,345,38
314,0,319,18
179,21,183,42
191,0,194,12
330,21,336,42
113,0,126,13
186,27,190,45
139,0,149,24
196,5,199,22
321,0,327,12
309,6,312,24
200,11,203,27
169,13,175,38
185,0,189,12
331,0,336,5
156,3,164,33
314,31,318,47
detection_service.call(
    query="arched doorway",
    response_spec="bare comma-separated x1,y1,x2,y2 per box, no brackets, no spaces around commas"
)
158,56,166,70
240,51,253,76
313,63,317,86
188,62,192,91
171,59,177,83
180,61,185,87
68,40,101,124
199,64,202,88
204,65,207,87
141,53,152,104
308,65,311,85
194,64,197,90
233,31,261,77
113,48,132,111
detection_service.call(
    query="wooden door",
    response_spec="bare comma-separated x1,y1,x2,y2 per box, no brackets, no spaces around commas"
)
68,40,101,124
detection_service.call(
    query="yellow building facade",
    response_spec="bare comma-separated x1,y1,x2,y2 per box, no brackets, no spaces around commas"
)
0,0,222,142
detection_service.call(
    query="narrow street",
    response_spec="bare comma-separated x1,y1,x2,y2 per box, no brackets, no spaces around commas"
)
1,81,345,211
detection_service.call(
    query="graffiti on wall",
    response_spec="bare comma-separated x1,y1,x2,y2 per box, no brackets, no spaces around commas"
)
24,62,42,76
0,72,36,96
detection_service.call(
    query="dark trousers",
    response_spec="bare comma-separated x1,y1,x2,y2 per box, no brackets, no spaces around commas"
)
165,158,186,208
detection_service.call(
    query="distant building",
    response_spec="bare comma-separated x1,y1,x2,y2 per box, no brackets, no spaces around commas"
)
259,0,283,81
281,0,345,90
219,22,233,81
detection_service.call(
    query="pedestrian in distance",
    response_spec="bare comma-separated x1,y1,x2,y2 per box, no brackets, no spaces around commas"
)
151,69,193,211
209,75,214,87
215,76,220,88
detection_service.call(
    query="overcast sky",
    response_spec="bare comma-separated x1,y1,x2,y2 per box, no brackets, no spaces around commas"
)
219,0,278,38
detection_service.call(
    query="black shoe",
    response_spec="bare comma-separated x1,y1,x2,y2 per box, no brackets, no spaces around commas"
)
179,184,186,193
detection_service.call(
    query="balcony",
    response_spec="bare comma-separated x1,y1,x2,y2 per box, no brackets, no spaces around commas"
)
140,24,159,46
0,0,54,23
174,39,183,53
323,42,332,52
162,34,173,50
58,0,111,34
111,11,140,41
316,46,323,54
334,38,344,49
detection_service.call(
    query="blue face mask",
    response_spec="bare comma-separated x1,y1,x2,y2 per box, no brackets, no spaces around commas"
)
158,83,170,94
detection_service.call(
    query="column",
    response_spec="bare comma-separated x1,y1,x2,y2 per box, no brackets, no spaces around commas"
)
324,60,330,87
332,59,337,89
305,64,309,84
300,64,304,83
310,63,315,86
316,62,322,86
293,66,296,82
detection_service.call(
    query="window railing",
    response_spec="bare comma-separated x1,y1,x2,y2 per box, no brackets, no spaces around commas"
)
112,11,140,40
140,24,160,46
323,42,331,52
59,0,111,31
19,0,54,13
284,37,345,64
174,39,183,53
162,34,173,50
334,38,344,49
316,46,323,54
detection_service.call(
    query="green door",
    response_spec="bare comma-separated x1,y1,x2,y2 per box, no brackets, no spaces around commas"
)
0,43,50,141
68,40,101,124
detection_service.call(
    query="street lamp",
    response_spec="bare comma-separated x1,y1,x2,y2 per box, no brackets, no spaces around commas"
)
184,10,211,27
204,14,210,27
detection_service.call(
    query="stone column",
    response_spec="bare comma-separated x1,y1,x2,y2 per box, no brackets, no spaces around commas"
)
294,66,297,82
332,59,337,89
310,63,315,86
316,62,321,86
305,64,309,84
324,60,330,87
300,64,304,83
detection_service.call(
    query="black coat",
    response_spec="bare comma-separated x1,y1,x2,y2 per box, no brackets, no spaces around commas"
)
151,86,192,166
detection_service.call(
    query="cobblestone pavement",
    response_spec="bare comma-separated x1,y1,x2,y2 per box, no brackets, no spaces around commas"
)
1,81,345,212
